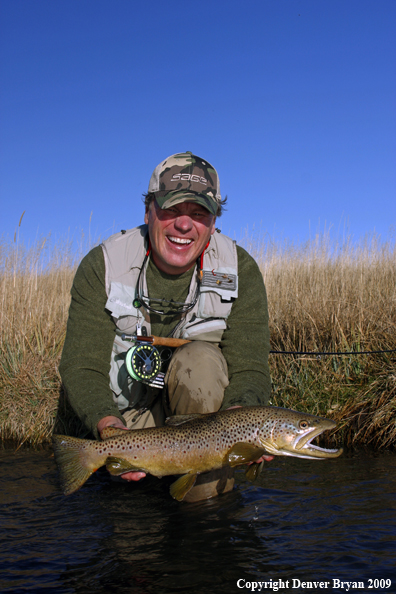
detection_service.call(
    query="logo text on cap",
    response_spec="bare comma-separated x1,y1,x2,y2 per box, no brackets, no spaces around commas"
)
171,174,208,185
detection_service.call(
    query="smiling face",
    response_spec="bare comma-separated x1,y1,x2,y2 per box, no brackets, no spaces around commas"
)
144,199,216,275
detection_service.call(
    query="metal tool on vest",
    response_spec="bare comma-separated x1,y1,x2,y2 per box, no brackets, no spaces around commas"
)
122,333,192,388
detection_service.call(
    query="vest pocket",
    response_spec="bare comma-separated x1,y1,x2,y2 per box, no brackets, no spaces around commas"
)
181,318,227,342
105,282,140,319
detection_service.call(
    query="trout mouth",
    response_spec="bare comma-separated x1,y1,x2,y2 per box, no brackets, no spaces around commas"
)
292,423,342,459
259,416,343,459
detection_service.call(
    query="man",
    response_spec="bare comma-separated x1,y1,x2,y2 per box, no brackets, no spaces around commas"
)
59,151,272,500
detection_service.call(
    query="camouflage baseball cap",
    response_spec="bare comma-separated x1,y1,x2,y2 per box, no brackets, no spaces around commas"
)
148,151,221,216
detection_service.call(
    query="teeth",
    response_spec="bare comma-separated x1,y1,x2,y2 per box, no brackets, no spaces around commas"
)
168,236,192,245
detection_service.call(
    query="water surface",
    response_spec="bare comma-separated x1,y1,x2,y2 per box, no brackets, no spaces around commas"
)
0,448,395,593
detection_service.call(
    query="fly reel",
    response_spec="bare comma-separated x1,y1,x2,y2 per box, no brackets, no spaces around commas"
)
125,343,162,382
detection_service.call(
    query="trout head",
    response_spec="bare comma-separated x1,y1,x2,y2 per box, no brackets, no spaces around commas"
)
257,407,342,459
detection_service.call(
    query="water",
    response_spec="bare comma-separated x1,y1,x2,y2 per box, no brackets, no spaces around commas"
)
0,448,395,594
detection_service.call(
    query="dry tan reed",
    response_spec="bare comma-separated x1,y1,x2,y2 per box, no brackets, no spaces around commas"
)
244,229,396,448
1,229,395,448
0,234,78,446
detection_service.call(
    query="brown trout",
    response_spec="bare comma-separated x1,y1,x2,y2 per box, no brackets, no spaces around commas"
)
52,406,342,501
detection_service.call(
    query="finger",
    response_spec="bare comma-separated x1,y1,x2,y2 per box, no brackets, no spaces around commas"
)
248,455,275,465
120,471,146,482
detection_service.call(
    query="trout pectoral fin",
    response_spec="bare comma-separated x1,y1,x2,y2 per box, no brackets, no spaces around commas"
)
106,456,144,476
165,414,204,427
227,443,267,467
169,473,198,501
245,460,264,482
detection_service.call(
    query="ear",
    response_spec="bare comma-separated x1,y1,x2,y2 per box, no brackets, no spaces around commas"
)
144,197,156,225
144,202,152,225
210,217,216,235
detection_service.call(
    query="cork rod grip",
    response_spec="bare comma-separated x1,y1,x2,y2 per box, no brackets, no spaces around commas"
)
138,335,191,348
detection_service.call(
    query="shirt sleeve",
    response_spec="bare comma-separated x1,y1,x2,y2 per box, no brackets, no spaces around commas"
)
220,245,271,409
59,246,125,438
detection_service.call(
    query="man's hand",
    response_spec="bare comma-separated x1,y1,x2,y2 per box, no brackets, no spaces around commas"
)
97,416,146,482
97,415,127,436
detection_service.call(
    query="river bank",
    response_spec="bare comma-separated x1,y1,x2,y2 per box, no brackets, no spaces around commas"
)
1,232,395,448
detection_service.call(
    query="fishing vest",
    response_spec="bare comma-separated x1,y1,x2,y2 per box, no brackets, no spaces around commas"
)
102,224,238,410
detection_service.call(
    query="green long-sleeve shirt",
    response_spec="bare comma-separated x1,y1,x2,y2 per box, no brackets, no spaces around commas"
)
59,239,271,437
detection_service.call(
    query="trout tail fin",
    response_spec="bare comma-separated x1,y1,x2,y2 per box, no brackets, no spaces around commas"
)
52,434,97,495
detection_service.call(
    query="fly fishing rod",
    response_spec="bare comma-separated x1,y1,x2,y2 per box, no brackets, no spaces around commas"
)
121,332,396,387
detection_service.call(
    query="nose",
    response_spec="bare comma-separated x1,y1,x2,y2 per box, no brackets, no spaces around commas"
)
174,213,193,232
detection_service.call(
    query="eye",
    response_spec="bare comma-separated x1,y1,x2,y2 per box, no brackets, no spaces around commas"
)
299,420,309,429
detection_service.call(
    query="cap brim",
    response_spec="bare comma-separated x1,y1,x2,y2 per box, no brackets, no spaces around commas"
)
155,192,218,216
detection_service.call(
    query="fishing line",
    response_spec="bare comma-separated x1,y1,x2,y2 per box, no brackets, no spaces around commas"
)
270,349,396,356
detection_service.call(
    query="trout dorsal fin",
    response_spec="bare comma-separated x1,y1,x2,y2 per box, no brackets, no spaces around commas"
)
101,426,128,439
165,413,204,427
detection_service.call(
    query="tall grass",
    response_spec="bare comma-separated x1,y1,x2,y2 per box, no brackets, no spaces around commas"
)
243,229,396,449
0,233,83,446
1,229,395,448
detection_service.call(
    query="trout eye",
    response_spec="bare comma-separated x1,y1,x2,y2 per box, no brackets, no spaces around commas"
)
299,420,309,429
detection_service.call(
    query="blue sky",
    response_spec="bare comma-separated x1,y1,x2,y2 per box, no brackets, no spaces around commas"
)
1,0,395,253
